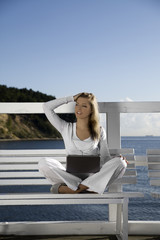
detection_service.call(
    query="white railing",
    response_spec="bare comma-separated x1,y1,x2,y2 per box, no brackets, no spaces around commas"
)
1,101,160,149
1,101,160,235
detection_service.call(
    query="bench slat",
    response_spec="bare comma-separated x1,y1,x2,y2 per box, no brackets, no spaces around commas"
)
0,164,135,170
147,149,160,155
148,164,160,170
0,157,66,163
0,198,129,206
0,149,66,157
148,172,160,177
109,149,134,155
0,148,134,157
0,164,40,170
0,179,49,185
150,180,160,186
0,176,137,185
0,192,144,199
148,156,160,162
0,169,136,179
0,192,144,206
0,156,135,163
147,149,160,188
0,171,42,178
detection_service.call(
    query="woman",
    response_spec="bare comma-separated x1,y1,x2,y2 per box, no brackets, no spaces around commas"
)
38,92,127,194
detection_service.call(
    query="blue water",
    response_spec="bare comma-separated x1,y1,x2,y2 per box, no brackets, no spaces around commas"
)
1,136,160,156
122,136,160,156
0,136,160,222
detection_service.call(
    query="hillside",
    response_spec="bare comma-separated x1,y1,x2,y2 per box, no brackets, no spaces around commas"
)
0,85,63,139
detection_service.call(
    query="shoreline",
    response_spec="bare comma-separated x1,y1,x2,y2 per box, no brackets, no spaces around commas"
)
1,136,160,142
0,138,63,142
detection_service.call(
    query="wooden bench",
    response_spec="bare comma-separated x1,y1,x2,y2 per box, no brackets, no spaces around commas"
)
0,148,143,240
147,149,160,198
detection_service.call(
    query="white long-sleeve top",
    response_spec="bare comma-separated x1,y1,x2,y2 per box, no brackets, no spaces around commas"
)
43,96,111,166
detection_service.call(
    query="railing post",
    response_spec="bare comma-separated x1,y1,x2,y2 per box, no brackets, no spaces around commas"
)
107,112,121,149
106,111,122,222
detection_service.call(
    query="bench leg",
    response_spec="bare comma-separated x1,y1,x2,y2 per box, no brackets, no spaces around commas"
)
116,203,122,234
116,198,128,240
122,197,128,240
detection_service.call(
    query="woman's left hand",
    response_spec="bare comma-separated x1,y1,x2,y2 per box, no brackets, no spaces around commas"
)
119,155,129,164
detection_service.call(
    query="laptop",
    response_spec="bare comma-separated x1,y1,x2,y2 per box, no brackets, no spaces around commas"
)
66,155,100,180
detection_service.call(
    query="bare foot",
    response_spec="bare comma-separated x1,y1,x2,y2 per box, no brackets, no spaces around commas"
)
78,184,88,192
58,184,89,194
78,184,98,194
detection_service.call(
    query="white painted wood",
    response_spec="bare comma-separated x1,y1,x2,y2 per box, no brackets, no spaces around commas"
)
1,101,160,114
0,162,134,170
0,102,75,114
107,112,120,149
147,150,160,199
147,149,160,155
109,149,134,155
99,101,160,113
116,204,122,235
148,156,160,162
0,221,120,235
116,177,137,184
0,156,66,163
0,149,66,156
150,180,160,186
0,179,49,185
124,170,136,176
0,170,136,178
1,164,39,170
0,149,141,240
148,172,160,177
0,198,125,206
148,164,160,170
1,100,150,238
0,148,133,157
0,172,42,178
0,192,143,200
0,221,160,236
151,193,160,198
0,177,137,185
122,198,128,240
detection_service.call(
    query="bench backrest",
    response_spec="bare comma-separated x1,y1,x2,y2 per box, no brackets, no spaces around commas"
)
147,149,160,186
0,148,136,190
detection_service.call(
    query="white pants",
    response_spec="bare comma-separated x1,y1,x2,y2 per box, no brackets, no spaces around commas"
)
38,157,127,194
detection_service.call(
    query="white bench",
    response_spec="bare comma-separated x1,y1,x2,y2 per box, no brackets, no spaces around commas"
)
147,149,160,198
0,148,143,240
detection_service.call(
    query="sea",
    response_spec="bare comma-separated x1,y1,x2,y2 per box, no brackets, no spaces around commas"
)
0,136,160,222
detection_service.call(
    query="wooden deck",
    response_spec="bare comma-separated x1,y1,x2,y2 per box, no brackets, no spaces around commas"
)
0,235,160,240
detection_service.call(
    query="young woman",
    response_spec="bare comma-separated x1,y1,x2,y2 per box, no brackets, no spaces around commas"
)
38,92,127,194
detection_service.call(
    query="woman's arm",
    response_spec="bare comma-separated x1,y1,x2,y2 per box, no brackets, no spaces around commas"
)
43,96,74,133
99,127,128,165
99,127,112,165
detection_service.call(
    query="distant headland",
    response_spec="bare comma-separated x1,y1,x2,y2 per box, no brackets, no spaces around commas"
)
0,85,74,140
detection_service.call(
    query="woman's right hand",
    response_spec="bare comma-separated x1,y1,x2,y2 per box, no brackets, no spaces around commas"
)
73,93,83,101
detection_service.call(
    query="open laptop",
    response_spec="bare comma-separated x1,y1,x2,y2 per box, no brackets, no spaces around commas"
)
66,155,100,180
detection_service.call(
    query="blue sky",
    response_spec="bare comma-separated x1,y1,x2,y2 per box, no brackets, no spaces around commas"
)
1,0,160,102
1,0,160,136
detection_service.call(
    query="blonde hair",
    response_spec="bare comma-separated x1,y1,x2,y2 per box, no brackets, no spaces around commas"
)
75,92,100,140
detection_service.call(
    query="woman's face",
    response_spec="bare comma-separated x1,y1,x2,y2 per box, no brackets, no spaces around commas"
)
75,97,92,120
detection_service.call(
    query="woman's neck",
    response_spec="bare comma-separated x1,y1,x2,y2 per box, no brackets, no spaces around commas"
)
75,119,91,140
76,118,89,130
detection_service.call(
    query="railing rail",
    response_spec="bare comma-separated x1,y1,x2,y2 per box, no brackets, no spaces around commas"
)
1,101,160,148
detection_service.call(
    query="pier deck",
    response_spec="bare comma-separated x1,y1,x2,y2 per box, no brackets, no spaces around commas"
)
0,235,160,240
